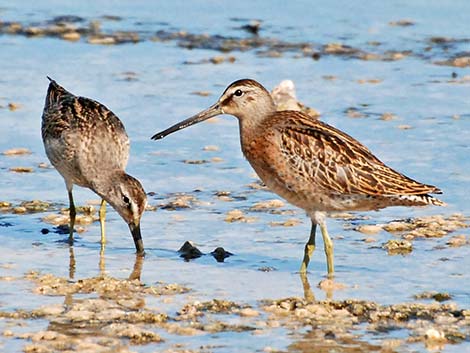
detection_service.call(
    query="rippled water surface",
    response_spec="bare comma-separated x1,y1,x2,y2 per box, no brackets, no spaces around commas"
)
1,1,470,352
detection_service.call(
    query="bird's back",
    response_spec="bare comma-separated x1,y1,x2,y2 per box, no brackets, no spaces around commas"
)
243,110,444,212
42,78,130,188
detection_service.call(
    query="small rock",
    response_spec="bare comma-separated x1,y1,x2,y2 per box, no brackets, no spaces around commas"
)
183,159,208,164
192,91,211,96
414,291,452,302
13,207,27,214
102,323,163,344
397,124,412,130
345,107,365,118
61,31,81,41
8,102,20,111
9,167,34,173
0,201,12,209
210,56,225,64
446,234,467,247
451,56,470,68
250,199,285,211
380,112,398,121
357,78,382,84
424,328,446,342
383,221,413,232
31,330,66,342
269,219,301,227
238,308,259,317
161,194,195,210
65,309,94,321
3,330,14,337
224,209,257,223
34,304,65,316
381,339,403,350
363,237,376,243
203,145,219,151
389,19,415,27
2,148,31,155
383,239,413,254
355,224,382,234
88,36,116,45
21,200,50,212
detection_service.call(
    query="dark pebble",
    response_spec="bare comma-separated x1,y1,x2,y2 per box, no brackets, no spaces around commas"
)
211,247,233,262
312,52,321,60
178,241,203,261
49,15,85,24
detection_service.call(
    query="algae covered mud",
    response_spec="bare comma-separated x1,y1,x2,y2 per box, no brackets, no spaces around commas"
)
1,1,470,352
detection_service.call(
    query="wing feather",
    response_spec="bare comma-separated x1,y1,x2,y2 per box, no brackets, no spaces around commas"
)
266,111,440,196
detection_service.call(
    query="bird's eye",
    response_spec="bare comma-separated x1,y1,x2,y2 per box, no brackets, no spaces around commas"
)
234,89,243,97
123,195,130,204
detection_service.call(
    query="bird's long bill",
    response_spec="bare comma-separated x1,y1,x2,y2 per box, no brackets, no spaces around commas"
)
129,222,145,256
151,103,222,140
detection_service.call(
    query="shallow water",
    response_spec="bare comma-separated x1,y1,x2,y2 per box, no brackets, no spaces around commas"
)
1,1,470,352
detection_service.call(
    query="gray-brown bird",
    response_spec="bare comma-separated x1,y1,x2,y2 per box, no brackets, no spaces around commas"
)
151,79,444,276
42,77,147,254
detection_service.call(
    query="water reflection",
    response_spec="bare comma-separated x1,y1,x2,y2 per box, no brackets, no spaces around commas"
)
300,273,344,302
67,244,144,281
288,331,383,353
300,273,316,303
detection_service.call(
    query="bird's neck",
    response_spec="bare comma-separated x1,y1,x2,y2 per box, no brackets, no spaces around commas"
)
91,169,126,200
237,100,276,142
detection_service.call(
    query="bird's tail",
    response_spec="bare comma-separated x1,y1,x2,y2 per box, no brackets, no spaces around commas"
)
394,193,447,207
45,76,70,107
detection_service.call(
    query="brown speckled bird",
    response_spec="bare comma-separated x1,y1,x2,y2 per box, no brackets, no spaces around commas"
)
151,79,444,276
42,77,147,254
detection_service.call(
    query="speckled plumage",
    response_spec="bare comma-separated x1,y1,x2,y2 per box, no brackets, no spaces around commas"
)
152,79,444,275
42,77,146,254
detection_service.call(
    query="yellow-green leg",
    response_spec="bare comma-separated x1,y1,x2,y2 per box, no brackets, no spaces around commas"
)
99,199,106,245
67,190,76,244
319,222,334,277
300,221,316,273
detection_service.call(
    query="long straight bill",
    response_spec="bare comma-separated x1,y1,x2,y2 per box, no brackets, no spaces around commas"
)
151,103,222,140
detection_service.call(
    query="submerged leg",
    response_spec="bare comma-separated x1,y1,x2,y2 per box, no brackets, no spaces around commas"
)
99,240,106,277
129,254,144,281
300,220,317,273
319,221,334,277
99,199,106,245
68,246,76,280
299,271,316,303
67,190,76,244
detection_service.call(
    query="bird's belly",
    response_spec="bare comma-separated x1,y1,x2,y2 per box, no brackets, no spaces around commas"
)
44,138,91,188
252,166,324,210
253,166,392,213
